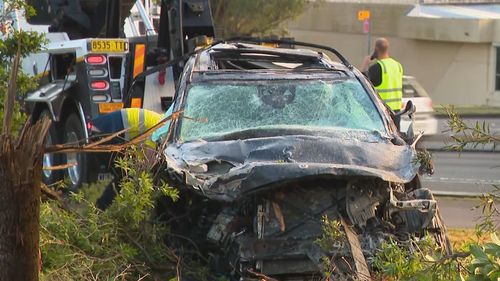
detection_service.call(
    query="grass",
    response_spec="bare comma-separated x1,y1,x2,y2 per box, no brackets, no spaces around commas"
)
448,228,491,250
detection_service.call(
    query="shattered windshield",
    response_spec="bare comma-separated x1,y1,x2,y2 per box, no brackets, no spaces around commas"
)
179,79,385,141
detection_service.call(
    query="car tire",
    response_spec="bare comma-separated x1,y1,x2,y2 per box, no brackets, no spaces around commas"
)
40,110,63,185
63,113,88,192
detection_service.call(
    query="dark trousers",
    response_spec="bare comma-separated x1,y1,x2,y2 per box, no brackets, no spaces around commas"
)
96,153,122,210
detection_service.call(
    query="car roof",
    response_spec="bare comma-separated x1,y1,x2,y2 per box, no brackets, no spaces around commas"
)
192,42,351,73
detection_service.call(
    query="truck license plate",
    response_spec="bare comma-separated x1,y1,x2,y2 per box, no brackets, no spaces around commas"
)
90,40,128,53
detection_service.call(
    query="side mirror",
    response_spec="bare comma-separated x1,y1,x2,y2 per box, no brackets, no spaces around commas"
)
396,100,416,117
395,100,417,143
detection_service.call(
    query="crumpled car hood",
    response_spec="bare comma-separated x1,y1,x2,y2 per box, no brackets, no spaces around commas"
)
164,135,419,201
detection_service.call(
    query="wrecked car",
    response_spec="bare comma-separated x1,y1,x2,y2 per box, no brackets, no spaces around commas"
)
155,40,450,280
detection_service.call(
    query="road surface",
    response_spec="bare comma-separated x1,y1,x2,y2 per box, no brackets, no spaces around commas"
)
435,196,485,229
421,151,500,196
418,151,499,228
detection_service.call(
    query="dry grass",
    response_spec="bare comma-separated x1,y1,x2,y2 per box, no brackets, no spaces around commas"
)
448,228,491,250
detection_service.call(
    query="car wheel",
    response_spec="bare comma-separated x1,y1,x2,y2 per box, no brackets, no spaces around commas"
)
40,110,63,185
63,113,88,192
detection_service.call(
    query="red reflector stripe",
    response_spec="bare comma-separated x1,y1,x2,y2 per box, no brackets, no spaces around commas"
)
90,81,109,90
86,55,107,64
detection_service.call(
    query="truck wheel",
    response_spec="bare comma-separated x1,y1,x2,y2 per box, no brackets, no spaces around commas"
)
63,113,88,192
40,110,63,185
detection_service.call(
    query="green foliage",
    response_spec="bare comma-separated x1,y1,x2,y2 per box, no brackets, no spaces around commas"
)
110,149,179,228
315,216,347,279
414,149,434,175
315,215,345,252
467,233,500,281
372,238,416,279
0,0,36,23
444,106,500,152
40,148,181,280
0,29,46,61
473,186,500,235
210,0,307,37
0,0,46,134
372,235,464,281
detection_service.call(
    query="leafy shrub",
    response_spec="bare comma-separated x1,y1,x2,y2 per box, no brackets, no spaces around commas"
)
40,148,181,280
372,235,466,281
0,1,46,135
467,234,500,281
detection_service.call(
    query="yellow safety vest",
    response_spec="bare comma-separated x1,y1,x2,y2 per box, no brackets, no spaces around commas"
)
120,108,162,147
375,58,403,111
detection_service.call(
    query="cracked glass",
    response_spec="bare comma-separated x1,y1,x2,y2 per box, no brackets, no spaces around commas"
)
179,79,385,141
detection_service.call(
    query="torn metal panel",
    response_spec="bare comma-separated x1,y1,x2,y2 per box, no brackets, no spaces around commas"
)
346,181,388,228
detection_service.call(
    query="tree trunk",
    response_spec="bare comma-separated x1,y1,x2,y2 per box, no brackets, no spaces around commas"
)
0,37,51,280
0,118,51,281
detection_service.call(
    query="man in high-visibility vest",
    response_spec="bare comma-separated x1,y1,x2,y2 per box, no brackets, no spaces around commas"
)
91,108,162,147
361,38,403,129
91,108,163,209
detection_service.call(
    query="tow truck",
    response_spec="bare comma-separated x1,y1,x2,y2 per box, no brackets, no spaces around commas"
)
22,0,215,189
